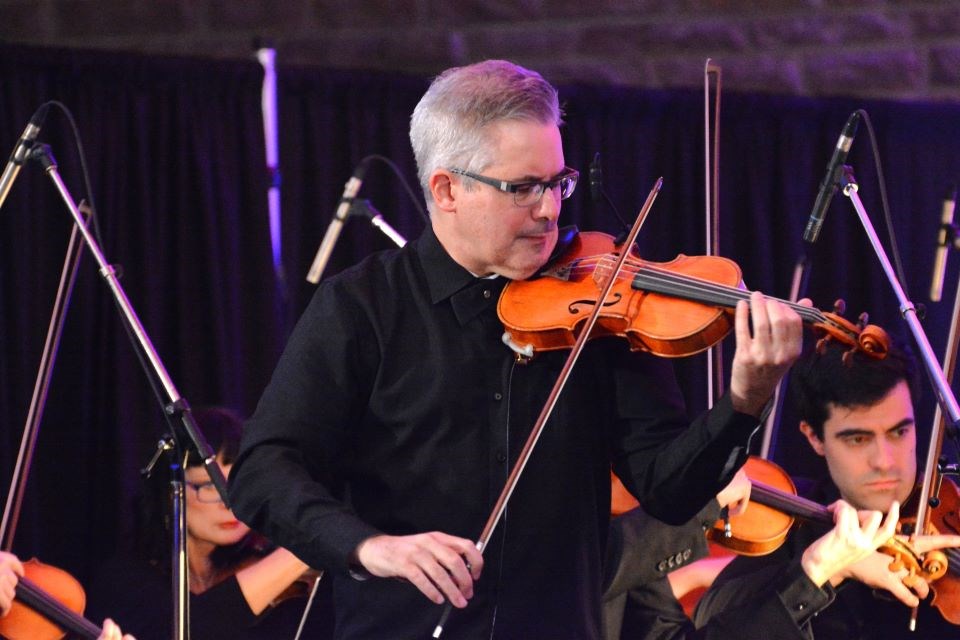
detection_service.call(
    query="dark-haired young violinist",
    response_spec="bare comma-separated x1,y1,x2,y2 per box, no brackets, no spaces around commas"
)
626,341,960,640
702,341,960,638
228,59,808,639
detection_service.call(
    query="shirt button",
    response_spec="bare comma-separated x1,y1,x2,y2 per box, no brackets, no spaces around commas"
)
496,452,507,463
483,289,492,299
796,602,807,611
493,392,503,401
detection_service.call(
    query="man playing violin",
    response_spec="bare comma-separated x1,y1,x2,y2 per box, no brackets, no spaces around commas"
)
686,341,960,639
228,59,807,639
0,550,135,640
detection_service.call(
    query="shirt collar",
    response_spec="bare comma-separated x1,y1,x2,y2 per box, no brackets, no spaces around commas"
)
415,225,509,325
417,224,490,304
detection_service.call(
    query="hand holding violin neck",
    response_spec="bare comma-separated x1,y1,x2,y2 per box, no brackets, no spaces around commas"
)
728,292,805,417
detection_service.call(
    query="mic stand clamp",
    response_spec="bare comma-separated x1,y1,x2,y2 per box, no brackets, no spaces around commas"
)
928,458,960,509
24,142,226,640
142,437,190,640
348,199,407,248
942,221,960,250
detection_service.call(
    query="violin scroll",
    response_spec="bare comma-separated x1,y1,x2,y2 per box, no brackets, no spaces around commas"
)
881,535,948,591
813,300,889,363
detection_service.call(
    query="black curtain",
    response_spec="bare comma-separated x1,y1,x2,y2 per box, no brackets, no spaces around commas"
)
2,43,960,585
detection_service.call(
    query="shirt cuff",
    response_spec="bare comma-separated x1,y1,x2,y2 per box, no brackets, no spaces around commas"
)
776,562,836,627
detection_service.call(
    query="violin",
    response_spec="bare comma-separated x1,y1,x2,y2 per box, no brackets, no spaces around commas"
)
0,557,102,640
269,567,324,608
498,231,890,360
705,456,799,556
709,457,949,595
903,475,960,624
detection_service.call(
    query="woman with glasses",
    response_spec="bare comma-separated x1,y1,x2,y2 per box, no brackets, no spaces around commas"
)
87,407,332,640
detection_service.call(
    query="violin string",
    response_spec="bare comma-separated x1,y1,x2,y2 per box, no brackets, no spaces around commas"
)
623,262,826,323
568,253,827,324
750,482,833,524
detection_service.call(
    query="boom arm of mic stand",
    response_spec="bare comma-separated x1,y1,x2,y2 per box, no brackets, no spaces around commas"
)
840,165,960,434
28,143,224,640
27,144,230,503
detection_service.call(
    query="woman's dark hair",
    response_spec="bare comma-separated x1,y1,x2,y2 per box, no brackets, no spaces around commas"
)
134,406,268,574
790,340,920,440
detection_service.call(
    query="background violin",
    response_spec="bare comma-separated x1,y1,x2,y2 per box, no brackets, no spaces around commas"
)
904,475,960,624
0,557,102,640
705,456,801,556
710,457,952,603
499,231,889,360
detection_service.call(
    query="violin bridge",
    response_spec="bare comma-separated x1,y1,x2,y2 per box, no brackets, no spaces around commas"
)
591,258,614,290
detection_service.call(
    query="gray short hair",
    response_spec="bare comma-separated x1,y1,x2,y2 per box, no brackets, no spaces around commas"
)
409,60,562,204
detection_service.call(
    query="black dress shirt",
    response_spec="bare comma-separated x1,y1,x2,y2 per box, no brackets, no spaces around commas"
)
229,225,761,639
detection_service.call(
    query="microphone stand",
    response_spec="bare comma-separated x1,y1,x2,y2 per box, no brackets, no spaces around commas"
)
839,165,960,438
841,163,960,633
24,142,229,640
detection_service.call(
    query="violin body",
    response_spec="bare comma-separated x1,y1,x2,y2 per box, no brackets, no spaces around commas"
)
920,477,960,624
706,457,797,555
499,231,743,357
0,557,101,640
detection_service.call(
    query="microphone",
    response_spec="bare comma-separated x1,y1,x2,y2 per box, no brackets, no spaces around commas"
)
589,152,603,203
0,104,50,213
802,111,861,244
930,183,958,302
306,159,371,284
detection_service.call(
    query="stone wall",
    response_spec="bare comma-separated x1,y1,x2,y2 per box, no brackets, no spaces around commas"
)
1,0,959,101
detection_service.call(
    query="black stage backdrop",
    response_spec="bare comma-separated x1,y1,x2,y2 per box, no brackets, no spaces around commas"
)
2,43,960,585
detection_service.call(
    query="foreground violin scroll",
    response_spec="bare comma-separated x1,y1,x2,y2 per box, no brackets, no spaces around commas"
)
498,231,890,361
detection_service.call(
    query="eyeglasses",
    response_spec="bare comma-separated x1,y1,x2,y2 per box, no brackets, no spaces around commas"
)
186,481,223,504
449,166,579,207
